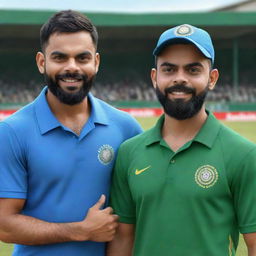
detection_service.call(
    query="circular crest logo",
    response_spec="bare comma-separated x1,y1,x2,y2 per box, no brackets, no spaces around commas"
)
195,165,218,188
175,24,194,37
98,144,114,165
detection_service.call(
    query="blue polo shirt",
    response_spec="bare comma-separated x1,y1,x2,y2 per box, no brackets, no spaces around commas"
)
0,87,142,256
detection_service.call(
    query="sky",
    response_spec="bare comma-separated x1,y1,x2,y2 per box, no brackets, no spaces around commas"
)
0,0,246,13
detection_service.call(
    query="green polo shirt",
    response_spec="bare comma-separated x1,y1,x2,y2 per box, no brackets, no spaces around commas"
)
110,112,256,256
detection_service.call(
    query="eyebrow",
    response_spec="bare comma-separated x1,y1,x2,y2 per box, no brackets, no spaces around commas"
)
50,51,92,58
160,62,176,67
159,62,204,68
76,51,92,58
50,51,67,57
186,62,203,68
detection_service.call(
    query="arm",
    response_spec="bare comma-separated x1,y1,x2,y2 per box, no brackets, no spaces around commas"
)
107,223,135,256
243,233,256,256
230,148,256,256
0,195,118,245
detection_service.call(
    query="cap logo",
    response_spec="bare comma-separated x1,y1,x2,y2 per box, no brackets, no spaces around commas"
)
174,24,194,37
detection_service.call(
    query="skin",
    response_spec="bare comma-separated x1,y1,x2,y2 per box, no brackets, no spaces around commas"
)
151,44,219,152
107,44,256,256
0,31,119,245
36,31,100,135
107,223,134,256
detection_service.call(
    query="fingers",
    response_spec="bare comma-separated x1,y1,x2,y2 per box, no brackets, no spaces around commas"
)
112,214,119,222
107,215,119,227
106,223,119,241
91,194,106,210
101,207,119,220
106,213,119,223
109,221,119,230
102,206,113,214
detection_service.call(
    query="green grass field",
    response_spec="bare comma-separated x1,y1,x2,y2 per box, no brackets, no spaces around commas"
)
1,117,255,255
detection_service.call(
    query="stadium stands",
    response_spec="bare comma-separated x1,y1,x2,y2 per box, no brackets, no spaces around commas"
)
0,78,255,104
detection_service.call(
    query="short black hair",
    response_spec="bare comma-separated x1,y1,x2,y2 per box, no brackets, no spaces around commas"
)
40,10,98,52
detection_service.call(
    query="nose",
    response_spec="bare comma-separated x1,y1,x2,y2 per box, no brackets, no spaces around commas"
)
173,69,188,85
64,58,79,73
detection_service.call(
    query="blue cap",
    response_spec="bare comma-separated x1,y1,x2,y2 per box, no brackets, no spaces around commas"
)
153,24,215,63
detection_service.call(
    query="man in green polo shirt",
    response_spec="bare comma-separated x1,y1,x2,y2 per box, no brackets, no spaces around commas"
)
107,24,256,256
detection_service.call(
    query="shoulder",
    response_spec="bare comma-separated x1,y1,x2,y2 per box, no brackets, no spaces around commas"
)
0,105,35,154
96,97,135,120
0,102,35,133
118,128,153,156
93,96,142,133
219,123,255,150
218,122,256,163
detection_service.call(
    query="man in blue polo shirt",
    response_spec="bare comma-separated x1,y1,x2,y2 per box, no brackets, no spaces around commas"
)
0,10,142,256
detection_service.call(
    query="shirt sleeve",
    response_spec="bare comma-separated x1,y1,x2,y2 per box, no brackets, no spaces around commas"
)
110,144,136,224
0,122,27,199
129,118,143,137
231,147,256,234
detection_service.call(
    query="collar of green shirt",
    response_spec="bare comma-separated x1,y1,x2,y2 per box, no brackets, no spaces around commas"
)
145,110,221,149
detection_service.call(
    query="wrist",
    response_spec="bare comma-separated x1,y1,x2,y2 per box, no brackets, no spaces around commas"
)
66,221,90,242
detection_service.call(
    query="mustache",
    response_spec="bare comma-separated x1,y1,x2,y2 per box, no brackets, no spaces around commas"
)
55,73,87,81
164,84,195,95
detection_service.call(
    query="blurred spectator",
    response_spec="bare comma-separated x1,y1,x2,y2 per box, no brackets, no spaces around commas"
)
0,78,255,104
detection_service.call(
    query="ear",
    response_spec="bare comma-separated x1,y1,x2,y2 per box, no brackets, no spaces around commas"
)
36,52,45,74
95,52,100,73
208,68,219,90
151,68,157,89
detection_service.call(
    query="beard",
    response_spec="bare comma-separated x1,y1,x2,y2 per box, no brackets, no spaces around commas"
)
44,72,95,105
155,83,209,120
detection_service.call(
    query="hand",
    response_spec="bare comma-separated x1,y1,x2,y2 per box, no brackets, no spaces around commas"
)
74,195,119,242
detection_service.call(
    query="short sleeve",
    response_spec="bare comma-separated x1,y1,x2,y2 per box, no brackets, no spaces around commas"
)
110,144,136,224
0,122,27,199
231,147,256,233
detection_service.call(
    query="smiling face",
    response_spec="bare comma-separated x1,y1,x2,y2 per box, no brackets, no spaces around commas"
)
151,43,219,120
36,31,100,105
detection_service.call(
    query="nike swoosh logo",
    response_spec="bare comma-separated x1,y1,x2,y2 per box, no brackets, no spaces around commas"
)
135,166,151,175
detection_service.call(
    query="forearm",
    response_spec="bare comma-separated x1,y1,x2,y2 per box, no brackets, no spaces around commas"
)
107,236,133,256
0,195,117,245
107,223,134,256
0,213,86,245
248,246,256,256
243,233,256,256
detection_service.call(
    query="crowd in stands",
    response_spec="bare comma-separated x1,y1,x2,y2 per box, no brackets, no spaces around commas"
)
206,84,256,103
0,79,42,104
0,79,256,104
91,79,157,102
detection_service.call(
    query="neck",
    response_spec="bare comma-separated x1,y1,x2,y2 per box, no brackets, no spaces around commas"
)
46,90,90,118
162,107,208,152
46,90,91,135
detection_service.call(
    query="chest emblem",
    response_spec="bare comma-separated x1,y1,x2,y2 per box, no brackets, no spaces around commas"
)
97,144,114,165
195,165,218,188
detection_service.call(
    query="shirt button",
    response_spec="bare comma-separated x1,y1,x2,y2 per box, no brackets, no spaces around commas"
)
171,159,175,164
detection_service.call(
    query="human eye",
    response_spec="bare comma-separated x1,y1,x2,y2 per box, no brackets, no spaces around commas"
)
162,66,175,73
78,56,88,62
52,54,66,62
188,66,201,74
77,54,91,63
